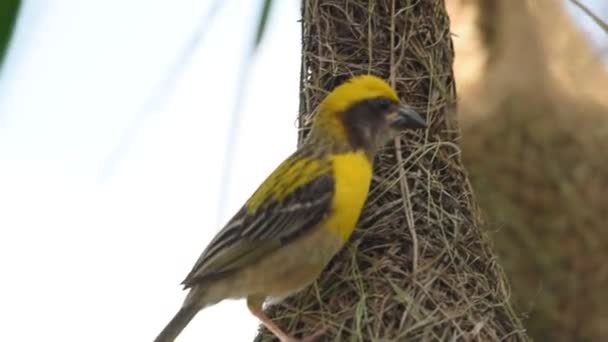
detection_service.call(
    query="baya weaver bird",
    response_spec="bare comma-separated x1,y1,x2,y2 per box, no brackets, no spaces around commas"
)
154,74,426,342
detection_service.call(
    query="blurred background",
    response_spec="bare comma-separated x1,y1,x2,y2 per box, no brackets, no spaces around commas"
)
0,1,299,341
0,0,606,341
449,1,608,341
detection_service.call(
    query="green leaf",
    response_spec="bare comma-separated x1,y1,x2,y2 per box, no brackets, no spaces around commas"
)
253,0,273,52
0,0,21,72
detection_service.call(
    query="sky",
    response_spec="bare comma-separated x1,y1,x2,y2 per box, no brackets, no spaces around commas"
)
0,1,300,341
0,1,605,342
565,0,608,55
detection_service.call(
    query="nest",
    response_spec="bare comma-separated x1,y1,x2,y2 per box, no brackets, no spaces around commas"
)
463,90,608,342
255,1,527,341
454,1,608,340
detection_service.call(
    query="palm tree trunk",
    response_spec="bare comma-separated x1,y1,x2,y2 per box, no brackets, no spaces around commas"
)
255,1,528,340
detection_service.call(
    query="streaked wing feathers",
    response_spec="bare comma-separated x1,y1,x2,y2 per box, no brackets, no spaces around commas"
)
182,155,334,287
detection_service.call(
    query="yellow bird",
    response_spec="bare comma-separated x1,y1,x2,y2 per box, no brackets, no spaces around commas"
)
154,75,426,342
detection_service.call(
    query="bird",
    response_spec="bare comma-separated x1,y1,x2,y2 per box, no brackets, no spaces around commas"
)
154,74,427,342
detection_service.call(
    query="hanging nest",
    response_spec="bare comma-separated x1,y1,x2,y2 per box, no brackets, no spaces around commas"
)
450,0,608,340
255,0,526,341
463,89,608,342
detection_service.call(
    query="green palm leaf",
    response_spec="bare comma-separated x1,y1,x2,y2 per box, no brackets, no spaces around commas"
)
0,0,21,73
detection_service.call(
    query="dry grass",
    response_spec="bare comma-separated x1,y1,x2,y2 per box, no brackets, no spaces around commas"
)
449,0,608,340
254,1,527,341
463,90,608,342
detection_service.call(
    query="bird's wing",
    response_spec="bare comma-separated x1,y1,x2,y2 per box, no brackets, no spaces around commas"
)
182,153,334,287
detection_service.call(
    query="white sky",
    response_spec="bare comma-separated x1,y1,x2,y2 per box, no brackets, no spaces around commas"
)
565,0,608,52
0,1,604,342
0,1,300,341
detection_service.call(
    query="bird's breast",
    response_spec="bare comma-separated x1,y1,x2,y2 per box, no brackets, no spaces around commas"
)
325,150,373,240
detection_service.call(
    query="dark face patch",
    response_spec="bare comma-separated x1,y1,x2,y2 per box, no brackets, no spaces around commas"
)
342,97,398,150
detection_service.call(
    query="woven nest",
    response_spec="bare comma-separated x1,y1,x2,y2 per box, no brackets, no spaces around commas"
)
463,89,608,342
255,1,527,341
454,1,608,340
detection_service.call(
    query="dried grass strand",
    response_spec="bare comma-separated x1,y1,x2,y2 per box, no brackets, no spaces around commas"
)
255,1,527,341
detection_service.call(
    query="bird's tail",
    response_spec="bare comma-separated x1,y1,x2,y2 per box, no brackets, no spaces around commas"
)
154,305,199,342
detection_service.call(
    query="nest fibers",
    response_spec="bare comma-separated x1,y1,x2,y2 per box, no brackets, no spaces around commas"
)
255,1,527,341
457,0,608,340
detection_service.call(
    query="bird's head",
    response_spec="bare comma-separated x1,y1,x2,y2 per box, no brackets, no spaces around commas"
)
311,74,426,155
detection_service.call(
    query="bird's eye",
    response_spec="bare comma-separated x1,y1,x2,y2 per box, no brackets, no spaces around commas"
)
375,98,391,111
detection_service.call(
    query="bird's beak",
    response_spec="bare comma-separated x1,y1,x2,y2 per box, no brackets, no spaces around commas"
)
388,105,427,129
